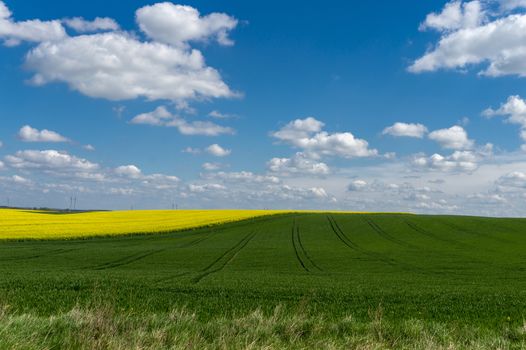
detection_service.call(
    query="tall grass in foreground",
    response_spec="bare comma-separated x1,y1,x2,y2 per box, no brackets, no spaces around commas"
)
0,304,525,349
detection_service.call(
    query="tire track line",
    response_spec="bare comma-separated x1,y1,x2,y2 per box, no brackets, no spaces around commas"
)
192,231,257,283
294,219,323,272
404,220,467,248
442,220,510,244
327,216,426,273
91,249,165,270
291,218,309,272
0,248,79,262
327,216,396,267
364,217,415,249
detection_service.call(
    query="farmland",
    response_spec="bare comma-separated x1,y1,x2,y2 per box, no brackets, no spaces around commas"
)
1,210,526,348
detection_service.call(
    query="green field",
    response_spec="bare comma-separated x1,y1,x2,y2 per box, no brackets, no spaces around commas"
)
1,213,526,349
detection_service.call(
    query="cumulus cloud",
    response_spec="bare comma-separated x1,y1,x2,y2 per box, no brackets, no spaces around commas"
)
0,1,66,46
412,150,480,172
83,144,95,151
5,150,99,172
206,144,231,157
410,1,526,77
202,162,222,171
11,174,32,185
382,122,428,138
419,0,484,32
499,0,526,11
18,125,69,143
483,95,526,148
208,110,237,119
496,171,526,188
202,171,280,184
131,106,235,136
428,125,474,150
188,183,226,193
136,3,238,47
115,165,142,178
0,1,240,108
348,179,368,191
182,147,201,154
267,152,330,176
26,32,235,102
63,17,119,32
272,117,377,159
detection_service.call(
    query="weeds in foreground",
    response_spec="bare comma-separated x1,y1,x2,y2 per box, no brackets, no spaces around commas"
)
0,304,525,349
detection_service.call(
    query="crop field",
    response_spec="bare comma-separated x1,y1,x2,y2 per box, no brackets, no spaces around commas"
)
1,210,526,348
0,209,292,240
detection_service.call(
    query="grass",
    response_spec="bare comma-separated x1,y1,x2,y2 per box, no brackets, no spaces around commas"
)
1,304,525,349
1,211,526,348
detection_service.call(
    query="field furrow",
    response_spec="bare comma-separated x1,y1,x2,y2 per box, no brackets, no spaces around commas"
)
193,231,257,283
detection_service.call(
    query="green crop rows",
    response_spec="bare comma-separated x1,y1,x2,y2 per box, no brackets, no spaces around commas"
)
1,212,526,348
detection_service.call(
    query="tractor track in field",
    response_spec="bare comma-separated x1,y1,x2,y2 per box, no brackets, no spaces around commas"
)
176,231,214,248
90,231,214,271
291,218,323,273
327,216,425,273
441,220,510,244
0,248,79,262
192,231,257,283
404,220,468,248
363,217,416,249
91,249,165,270
327,216,397,267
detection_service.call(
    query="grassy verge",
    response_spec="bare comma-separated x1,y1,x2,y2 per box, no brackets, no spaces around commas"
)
0,304,525,349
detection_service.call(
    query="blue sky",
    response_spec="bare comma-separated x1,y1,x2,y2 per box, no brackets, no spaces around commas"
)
2,0,526,215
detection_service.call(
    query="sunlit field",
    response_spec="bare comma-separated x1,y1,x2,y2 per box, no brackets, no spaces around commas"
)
1,211,526,348
0,209,291,240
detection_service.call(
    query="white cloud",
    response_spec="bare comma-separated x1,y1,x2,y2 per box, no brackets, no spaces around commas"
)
483,95,526,127
500,0,526,11
26,32,235,102
115,165,142,178
410,1,526,77
18,125,69,143
11,174,31,185
419,0,484,32
131,106,235,136
428,125,474,150
272,117,378,159
63,17,119,32
209,110,237,119
0,1,66,46
267,152,330,176
5,150,99,172
182,147,201,154
188,183,226,193
202,162,221,171
0,140,3,148
202,171,280,184
412,150,479,172
136,3,238,47
348,179,368,191
382,122,428,138
206,144,231,157
496,171,526,188
0,160,4,170
483,95,526,149
109,187,135,196
83,144,95,151
272,117,324,141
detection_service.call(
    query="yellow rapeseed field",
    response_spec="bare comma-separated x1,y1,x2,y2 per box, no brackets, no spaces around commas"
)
0,209,291,240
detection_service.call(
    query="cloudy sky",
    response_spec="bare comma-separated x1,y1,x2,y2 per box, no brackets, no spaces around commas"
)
2,0,526,215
